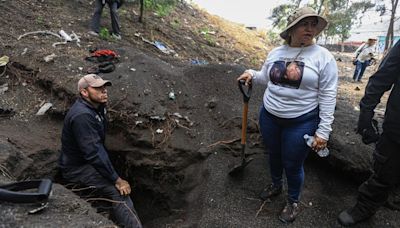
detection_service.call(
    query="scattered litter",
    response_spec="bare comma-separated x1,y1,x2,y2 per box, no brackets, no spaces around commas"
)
172,112,182,118
143,89,151,95
154,41,175,55
0,83,8,94
36,102,53,115
354,106,360,111
190,58,208,65
17,30,81,48
59,30,72,42
44,54,56,63
78,67,83,71
200,30,216,35
345,131,350,136
17,30,61,41
28,202,48,215
184,115,194,127
309,202,313,206
52,31,81,47
156,129,163,134
130,68,136,71
234,57,244,63
0,56,10,66
21,48,28,55
168,91,176,100
150,116,166,121
135,120,143,125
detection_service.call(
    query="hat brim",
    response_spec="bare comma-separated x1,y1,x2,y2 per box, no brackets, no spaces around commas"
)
90,80,112,88
280,14,328,40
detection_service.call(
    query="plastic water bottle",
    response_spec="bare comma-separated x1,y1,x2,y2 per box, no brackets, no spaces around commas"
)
303,134,329,157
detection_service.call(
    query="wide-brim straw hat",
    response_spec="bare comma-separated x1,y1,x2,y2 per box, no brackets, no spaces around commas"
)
280,7,328,40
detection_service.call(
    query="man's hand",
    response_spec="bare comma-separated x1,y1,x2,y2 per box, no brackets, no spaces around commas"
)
357,111,380,144
115,177,131,196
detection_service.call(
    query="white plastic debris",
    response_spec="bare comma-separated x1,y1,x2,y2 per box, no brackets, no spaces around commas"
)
168,92,176,100
36,102,53,115
156,129,163,134
44,54,56,63
0,83,8,94
59,30,72,42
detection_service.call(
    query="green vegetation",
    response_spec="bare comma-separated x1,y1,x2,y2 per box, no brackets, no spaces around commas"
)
199,27,216,47
144,0,179,16
99,27,111,40
170,19,181,30
36,16,44,25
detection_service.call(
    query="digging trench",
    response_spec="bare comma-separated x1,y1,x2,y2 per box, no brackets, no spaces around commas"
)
1,61,211,224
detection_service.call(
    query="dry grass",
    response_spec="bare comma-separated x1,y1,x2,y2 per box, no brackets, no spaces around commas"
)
196,8,272,67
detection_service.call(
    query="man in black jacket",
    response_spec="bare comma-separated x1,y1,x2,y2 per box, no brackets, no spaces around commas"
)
338,40,400,226
59,74,142,228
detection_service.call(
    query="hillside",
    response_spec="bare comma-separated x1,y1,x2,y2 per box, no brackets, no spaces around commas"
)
1,1,399,228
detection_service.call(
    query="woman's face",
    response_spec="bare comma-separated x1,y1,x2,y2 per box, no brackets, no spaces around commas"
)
289,17,318,47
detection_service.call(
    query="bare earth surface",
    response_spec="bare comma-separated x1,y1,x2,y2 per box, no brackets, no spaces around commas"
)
0,1,399,228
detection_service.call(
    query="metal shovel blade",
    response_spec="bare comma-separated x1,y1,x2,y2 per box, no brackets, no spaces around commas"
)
228,157,254,176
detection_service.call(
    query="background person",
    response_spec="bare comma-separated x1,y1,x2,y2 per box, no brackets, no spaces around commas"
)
352,38,377,82
237,6,338,223
338,40,400,226
59,74,142,228
89,0,122,40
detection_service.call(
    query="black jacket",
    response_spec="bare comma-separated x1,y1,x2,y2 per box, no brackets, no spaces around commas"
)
360,40,400,143
59,98,119,183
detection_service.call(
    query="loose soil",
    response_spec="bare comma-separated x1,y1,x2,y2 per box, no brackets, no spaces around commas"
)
0,1,398,228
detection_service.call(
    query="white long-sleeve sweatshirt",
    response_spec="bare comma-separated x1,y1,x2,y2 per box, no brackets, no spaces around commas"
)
247,44,338,140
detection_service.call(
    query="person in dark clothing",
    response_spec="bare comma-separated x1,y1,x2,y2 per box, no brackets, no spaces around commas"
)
338,40,400,226
59,74,142,228
89,0,122,40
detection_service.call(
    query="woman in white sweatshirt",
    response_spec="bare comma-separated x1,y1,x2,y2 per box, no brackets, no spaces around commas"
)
237,6,338,223
352,38,377,82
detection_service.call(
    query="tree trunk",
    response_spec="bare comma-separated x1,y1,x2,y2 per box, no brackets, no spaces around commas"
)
139,0,144,23
385,0,399,50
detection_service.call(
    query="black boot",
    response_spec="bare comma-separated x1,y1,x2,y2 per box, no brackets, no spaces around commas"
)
338,204,375,226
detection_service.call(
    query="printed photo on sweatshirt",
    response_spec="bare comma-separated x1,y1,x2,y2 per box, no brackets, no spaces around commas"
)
269,60,305,89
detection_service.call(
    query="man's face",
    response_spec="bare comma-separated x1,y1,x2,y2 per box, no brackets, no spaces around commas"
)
82,85,109,105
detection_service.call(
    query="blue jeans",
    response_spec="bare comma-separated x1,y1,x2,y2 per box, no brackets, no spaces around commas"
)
259,106,320,203
353,60,369,81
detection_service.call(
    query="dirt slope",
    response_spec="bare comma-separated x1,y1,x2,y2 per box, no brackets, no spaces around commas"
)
0,1,399,228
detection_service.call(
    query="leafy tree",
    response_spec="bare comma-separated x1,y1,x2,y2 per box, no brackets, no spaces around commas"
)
269,0,374,47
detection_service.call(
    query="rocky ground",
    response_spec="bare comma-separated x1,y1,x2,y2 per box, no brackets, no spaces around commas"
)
0,0,399,228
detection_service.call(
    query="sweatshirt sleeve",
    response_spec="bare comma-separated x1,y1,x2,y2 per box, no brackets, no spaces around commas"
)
360,41,400,112
72,113,119,183
247,59,270,85
315,57,338,140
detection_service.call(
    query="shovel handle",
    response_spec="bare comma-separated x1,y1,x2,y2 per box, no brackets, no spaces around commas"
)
238,80,251,146
238,80,252,103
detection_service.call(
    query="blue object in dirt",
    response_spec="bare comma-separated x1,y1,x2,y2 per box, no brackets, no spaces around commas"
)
190,59,208,65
